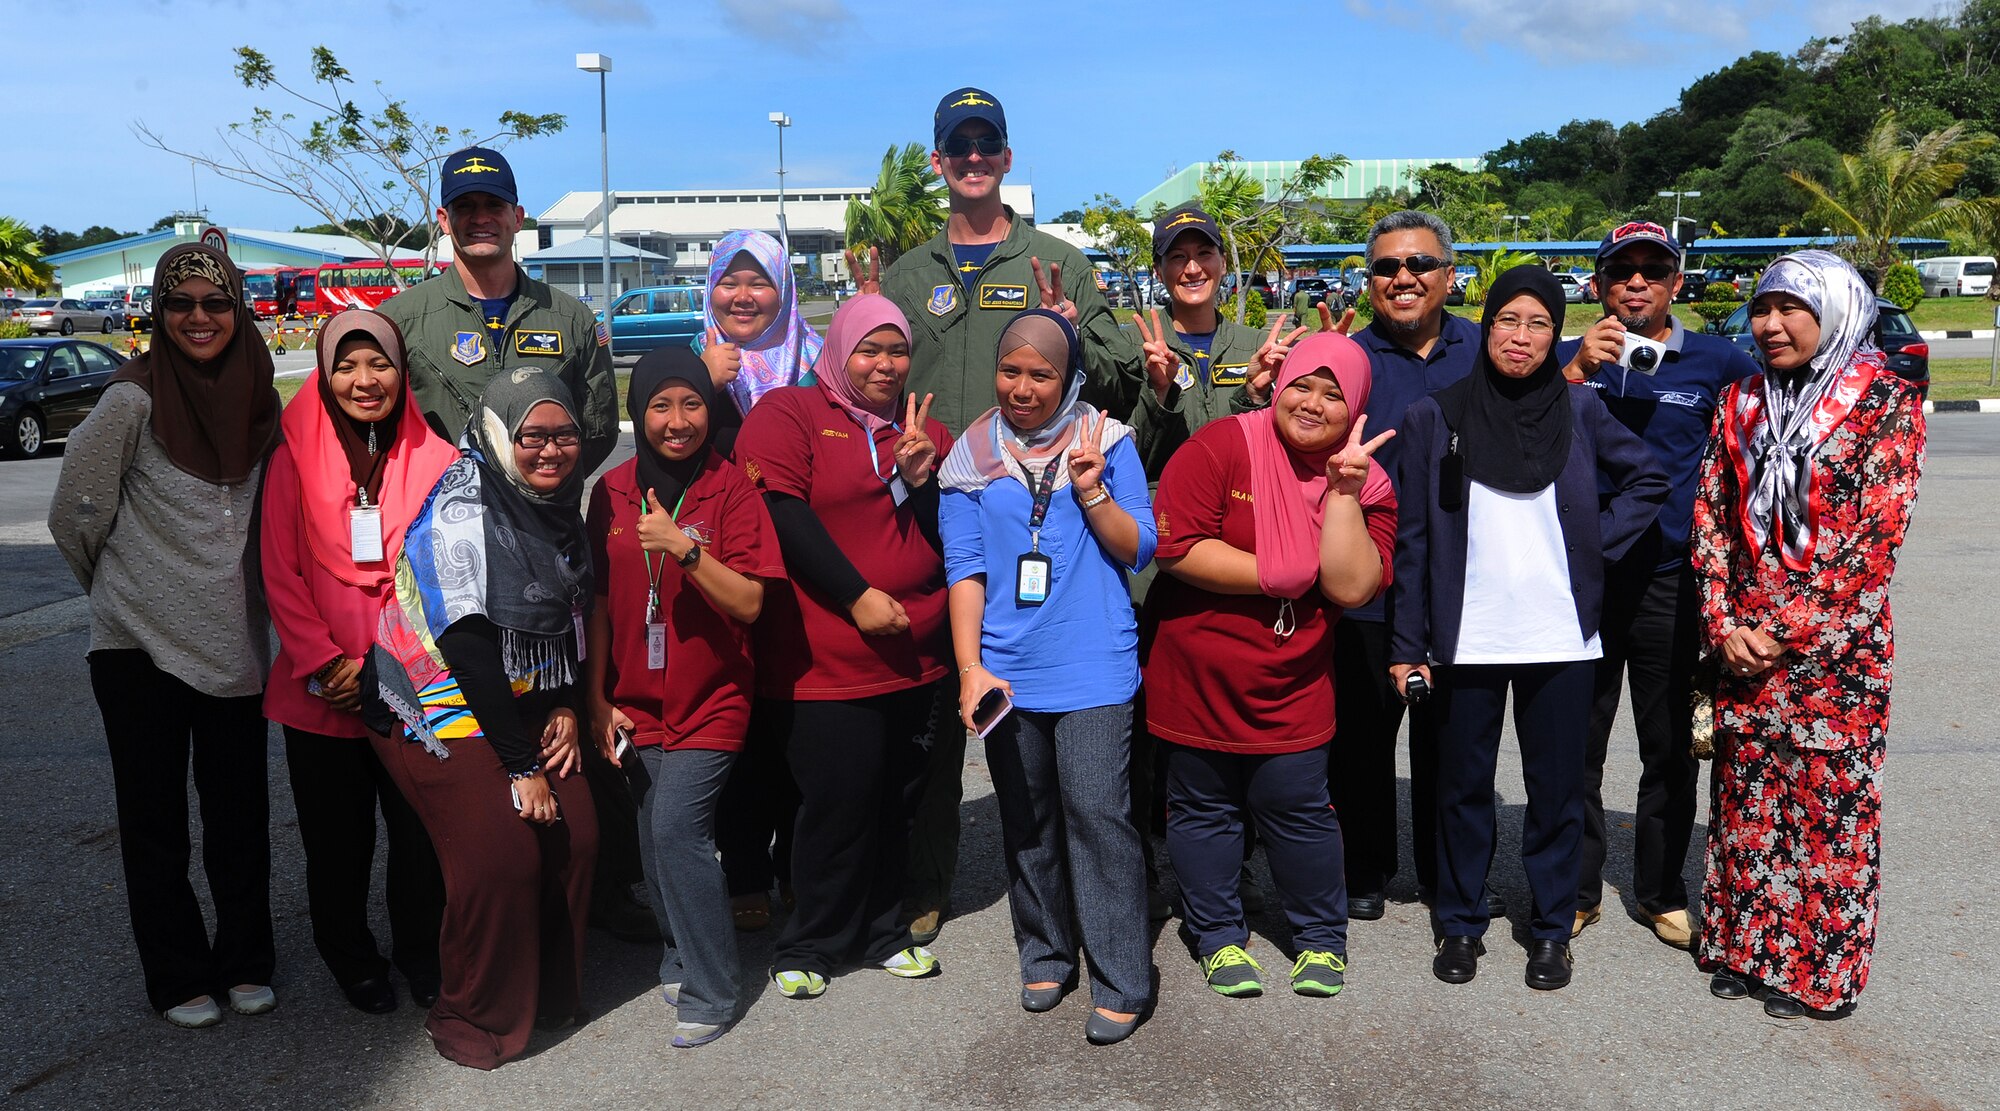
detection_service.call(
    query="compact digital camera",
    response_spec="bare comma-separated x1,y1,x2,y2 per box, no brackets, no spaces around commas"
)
1620,332,1668,373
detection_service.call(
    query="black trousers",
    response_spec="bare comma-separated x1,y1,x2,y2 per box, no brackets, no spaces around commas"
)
582,740,645,905
773,686,934,975
89,649,275,1013
1330,617,1441,896
717,699,802,898
1579,562,1701,915
1433,660,1592,942
282,726,443,989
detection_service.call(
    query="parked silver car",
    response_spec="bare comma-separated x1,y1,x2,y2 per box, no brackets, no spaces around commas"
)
8,298,105,336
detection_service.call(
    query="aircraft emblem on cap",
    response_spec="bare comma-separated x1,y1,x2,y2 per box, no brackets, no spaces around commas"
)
951,92,997,108
454,157,503,175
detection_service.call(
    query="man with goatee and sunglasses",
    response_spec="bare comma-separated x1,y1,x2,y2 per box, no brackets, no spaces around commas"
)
1330,210,1484,929
1556,222,1757,951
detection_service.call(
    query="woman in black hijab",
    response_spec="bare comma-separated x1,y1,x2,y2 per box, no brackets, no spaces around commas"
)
1388,266,1667,991
582,347,782,1048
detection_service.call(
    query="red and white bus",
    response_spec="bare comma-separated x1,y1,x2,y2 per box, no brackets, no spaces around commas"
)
293,259,448,317
242,267,302,318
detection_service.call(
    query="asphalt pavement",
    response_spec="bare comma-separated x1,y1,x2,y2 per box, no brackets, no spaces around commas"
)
1,421,1995,1110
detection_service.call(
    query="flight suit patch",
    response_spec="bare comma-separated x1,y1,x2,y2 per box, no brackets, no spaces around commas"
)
977,283,1028,310
451,331,486,367
927,285,958,316
1210,362,1249,387
515,330,564,356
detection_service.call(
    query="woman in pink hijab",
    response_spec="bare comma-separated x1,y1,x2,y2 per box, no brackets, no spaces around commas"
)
1141,331,1397,1001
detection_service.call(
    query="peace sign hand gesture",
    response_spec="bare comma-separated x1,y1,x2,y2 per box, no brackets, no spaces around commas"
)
1247,314,1309,405
1067,410,1108,494
1130,309,1178,400
844,246,883,295
1030,257,1078,323
1324,414,1396,500
700,325,742,391
1317,300,1356,335
894,392,938,487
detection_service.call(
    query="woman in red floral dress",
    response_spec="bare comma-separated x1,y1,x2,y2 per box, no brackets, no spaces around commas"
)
1691,249,1925,1020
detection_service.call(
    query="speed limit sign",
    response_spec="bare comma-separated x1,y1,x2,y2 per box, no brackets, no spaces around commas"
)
200,226,229,256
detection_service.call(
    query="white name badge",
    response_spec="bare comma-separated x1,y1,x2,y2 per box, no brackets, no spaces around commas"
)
349,506,384,563
647,622,667,670
890,474,910,506
1016,552,1051,606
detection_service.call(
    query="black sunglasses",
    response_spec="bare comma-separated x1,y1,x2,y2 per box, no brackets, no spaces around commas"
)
1369,254,1451,279
160,294,238,315
939,134,1006,158
1601,261,1678,284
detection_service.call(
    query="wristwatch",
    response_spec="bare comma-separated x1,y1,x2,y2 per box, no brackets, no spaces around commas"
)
676,544,702,570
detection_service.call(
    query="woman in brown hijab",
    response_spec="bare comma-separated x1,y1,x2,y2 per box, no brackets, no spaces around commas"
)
50,243,284,1028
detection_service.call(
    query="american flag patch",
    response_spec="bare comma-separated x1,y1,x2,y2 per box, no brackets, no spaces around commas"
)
595,321,611,347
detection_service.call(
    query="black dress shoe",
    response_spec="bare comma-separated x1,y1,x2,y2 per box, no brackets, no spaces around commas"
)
340,976,399,1015
1763,993,1806,1019
1085,1008,1142,1046
1524,940,1572,990
1020,984,1066,1013
1433,936,1484,984
1347,892,1386,921
1709,970,1754,1000
407,972,441,1009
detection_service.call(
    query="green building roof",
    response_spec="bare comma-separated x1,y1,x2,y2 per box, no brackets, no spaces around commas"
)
1134,158,1485,214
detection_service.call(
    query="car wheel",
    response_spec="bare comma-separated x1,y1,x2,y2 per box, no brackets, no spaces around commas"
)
102,317,114,333
60,319,74,335
6,410,45,457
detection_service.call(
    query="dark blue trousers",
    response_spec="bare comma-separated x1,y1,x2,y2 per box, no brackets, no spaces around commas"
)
1164,742,1347,957
1433,660,1592,942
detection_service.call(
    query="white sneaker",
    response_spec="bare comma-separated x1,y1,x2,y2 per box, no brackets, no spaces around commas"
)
164,996,223,1028
661,982,682,1007
227,985,277,1015
672,1020,729,1048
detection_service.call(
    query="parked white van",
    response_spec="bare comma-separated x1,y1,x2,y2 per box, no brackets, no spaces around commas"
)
1914,256,1996,297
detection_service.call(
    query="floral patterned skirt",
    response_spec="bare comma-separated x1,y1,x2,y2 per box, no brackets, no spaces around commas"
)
1697,731,1883,1012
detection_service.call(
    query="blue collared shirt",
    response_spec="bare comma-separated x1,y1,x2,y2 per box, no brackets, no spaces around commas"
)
1556,318,1758,572
1348,311,1482,621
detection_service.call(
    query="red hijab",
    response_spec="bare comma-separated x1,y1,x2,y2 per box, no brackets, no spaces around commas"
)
280,310,459,587
1234,331,1392,599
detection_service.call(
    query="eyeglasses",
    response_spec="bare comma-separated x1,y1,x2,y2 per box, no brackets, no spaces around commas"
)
514,427,582,450
1490,314,1555,336
160,294,238,315
1601,261,1677,284
939,134,1006,158
1368,254,1451,280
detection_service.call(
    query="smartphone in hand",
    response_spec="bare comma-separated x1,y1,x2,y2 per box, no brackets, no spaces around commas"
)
970,686,1013,739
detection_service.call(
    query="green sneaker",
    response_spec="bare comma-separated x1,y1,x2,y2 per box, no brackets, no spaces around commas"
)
1200,945,1264,997
772,969,826,998
879,946,941,978
1291,950,1346,997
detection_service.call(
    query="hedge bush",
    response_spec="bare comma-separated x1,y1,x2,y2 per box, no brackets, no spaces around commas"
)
0,322,30,339
1881,263,1924,311
1692,282,1743,326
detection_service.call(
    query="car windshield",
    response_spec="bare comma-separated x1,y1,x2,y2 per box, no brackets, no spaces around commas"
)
1878,309,1920,339
0,349,45,379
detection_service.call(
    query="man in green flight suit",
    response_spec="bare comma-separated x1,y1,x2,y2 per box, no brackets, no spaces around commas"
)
380,146,619,475
871,86,1141,949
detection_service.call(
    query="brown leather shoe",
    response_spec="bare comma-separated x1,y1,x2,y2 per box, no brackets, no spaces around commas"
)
1649,908,1694,949
909,907,943,945
1572,905,1601,938
731,892,771,932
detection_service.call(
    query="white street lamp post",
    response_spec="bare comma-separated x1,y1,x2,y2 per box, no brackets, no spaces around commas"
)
578,53,614,306
1658,190,1701,270
769,112,792,268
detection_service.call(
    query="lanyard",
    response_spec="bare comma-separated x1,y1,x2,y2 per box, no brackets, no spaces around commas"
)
855,414,903,486
639,486,691,621
1026,461,1060,553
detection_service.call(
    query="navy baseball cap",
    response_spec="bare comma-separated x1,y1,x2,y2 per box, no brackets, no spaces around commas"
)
1598,220,1682,264
440,147,518,207
933,87,1007,150
1152,204,1222,259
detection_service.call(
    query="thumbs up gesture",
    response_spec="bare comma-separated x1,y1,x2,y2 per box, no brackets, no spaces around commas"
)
637,488,696,561
701,326,742,391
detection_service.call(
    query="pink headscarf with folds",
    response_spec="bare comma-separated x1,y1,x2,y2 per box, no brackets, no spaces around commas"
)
813,294,912,476
280,310,460,588
1234,331,1393,599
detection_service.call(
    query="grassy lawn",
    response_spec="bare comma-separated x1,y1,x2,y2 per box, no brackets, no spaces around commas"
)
1905,296,2000,330
1921,359,2000,402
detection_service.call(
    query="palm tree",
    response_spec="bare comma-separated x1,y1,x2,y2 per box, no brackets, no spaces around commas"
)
844,143,947,266
0,217,54,291
1464,248,1541,306
1787,110,2000,287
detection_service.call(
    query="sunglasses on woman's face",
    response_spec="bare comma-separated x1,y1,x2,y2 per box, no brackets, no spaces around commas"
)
939,134,1006,158
161,294,238,315
1369,254,1451,280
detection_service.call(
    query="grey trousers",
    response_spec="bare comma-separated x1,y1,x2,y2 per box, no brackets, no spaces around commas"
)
987,702,1153,1013
628,746,739,1025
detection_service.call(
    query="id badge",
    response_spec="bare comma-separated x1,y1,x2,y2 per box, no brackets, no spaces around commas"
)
573,608,587,661
349,506,384,563
890,474,910,506
646,622,667,670
1016,552,1051,606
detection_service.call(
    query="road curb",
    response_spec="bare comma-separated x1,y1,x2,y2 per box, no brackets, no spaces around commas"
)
1920,329,1996,339
1927,398,2000,413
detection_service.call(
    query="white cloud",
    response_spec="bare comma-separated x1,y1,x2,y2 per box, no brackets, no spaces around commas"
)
1346,0,1749,63
716,0,852,53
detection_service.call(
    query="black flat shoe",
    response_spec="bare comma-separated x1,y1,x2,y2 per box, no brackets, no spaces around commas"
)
407,971,441,1009
1347,892,1386,921
1709,970,1754,1000
1433,936,1484,984
1085,1008,1141,1046
1763,993,1806,1019
1020,984,1066,1013
1524,940,1572,991
340,975,398,1015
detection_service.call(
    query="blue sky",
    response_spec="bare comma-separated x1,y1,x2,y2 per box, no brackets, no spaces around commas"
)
3,0,1938,235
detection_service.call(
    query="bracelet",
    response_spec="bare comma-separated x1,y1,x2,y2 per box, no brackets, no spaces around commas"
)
312,657,343,683
958,663,980,676
1077,486,1110,510
506,765,543,781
